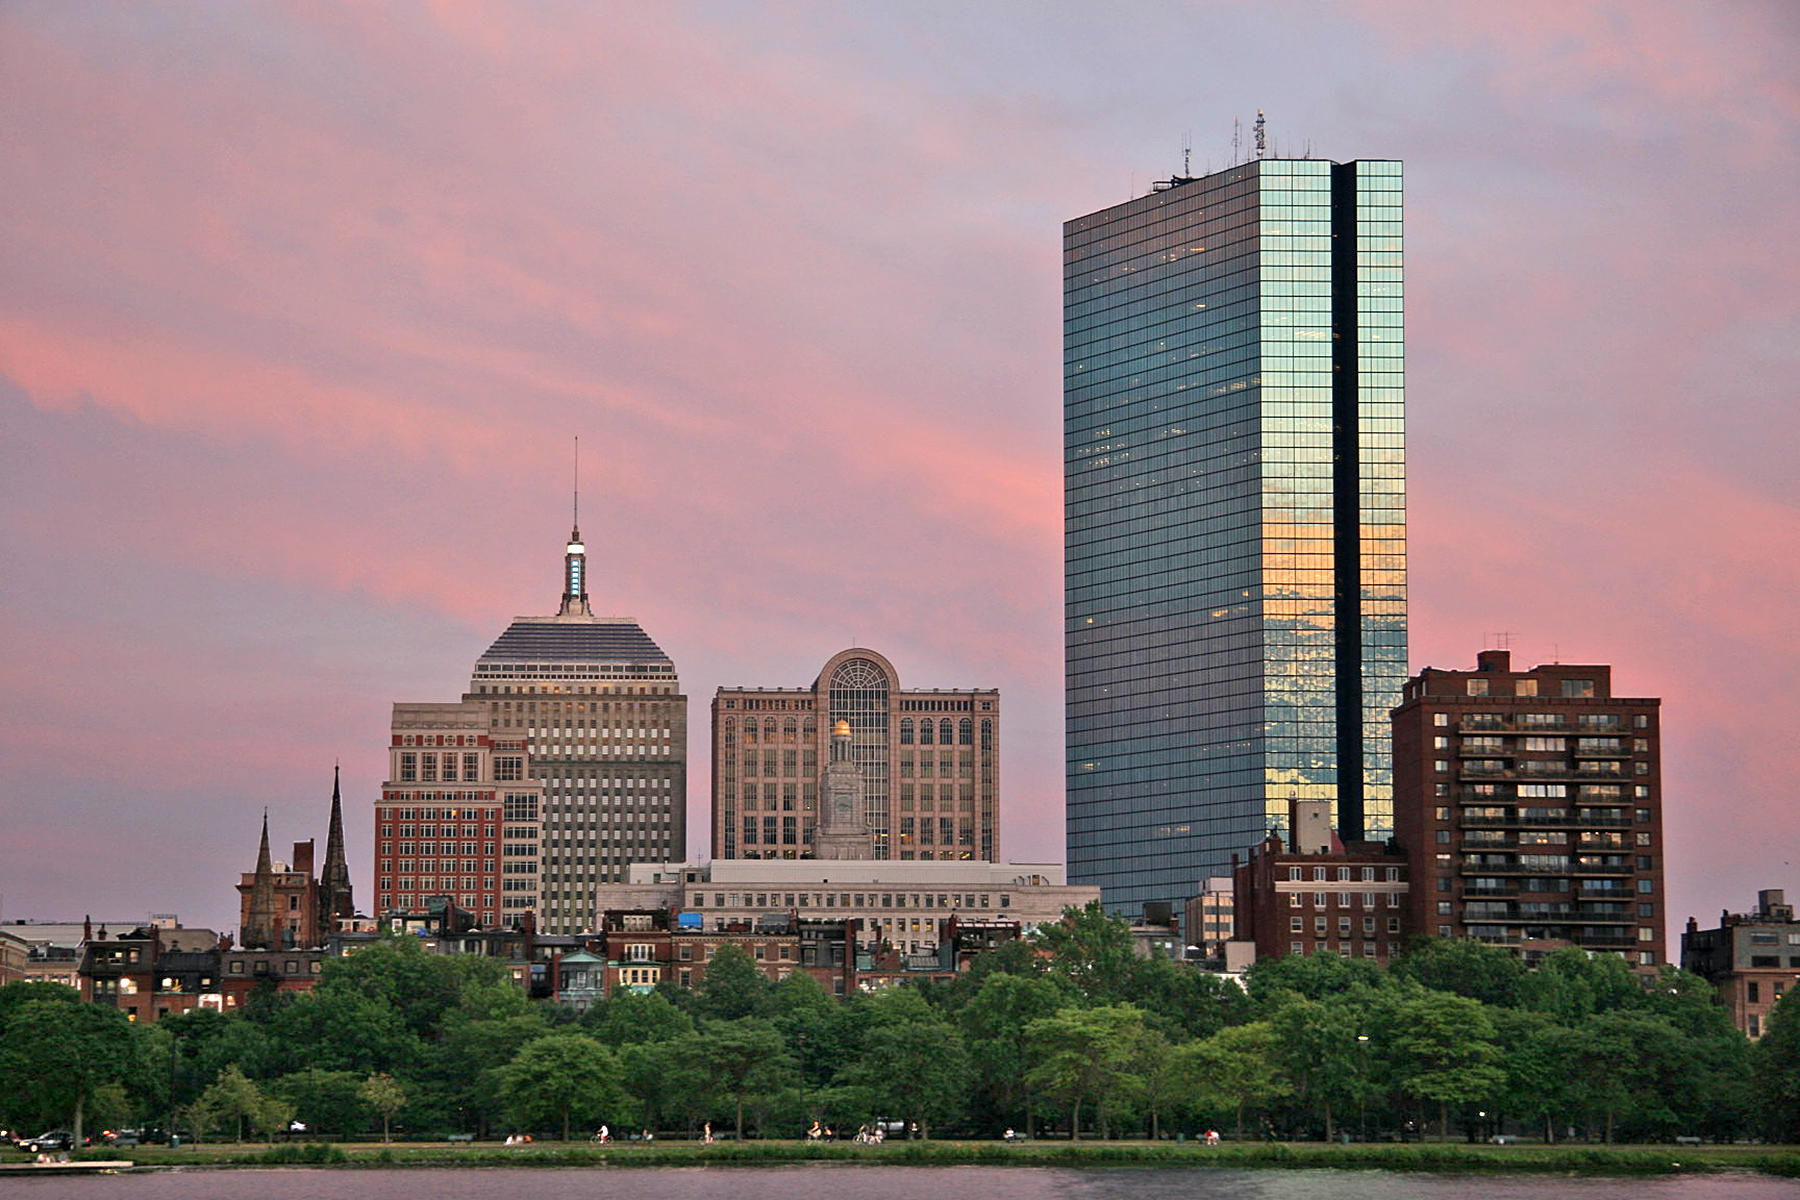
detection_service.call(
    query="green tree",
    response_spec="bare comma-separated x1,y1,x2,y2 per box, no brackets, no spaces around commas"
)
1025,1003,1149,1139
271,1068,367,1137
1034,901,1137,999
270,987,421,1076
360,1073,407,1142
497,1033,624,1141
1267,992,1368,1139
960,971,1068,1133
585,989,693,1048
1518,946,1642,1023
1179,1021,1292,1138
680,1018,796,1139
1244,952,1386,1009
689,945,771,1021
1389,989,1505,1137
834,988,970,1138
0,984,138,1144
1756,990,1800,1141
198,1064,268,1143
1390,937,1527,1008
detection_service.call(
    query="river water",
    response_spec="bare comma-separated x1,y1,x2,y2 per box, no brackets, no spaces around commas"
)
11,1166,1800,1199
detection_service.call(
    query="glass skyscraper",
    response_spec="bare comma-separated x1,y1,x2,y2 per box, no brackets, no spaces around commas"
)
1064,157,1406,915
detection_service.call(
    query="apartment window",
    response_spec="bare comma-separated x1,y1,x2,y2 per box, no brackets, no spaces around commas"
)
1467,679,1489,696
1433,713,1448,727
1562,679,1596,698
1288,867,1302,881
1516,680,1538,697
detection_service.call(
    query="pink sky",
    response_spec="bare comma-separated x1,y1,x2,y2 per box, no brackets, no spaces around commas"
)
2,3,1795,947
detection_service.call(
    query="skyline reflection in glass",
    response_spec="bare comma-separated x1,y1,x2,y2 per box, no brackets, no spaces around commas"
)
1064,157,1406,916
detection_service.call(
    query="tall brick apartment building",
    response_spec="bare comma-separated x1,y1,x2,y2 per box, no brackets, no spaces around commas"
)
1393,650,1665,968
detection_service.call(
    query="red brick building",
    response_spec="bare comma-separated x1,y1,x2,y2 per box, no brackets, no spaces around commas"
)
1393,650,1665,969
1233,800,1410,963
373,701,542,928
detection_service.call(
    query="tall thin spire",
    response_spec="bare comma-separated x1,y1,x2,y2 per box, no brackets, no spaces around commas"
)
320,764,355,929
559,439,592,617
243,809,277,950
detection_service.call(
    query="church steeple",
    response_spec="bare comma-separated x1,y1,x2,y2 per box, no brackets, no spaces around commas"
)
242,809,277,950
319,764,355,927
558,437,591,617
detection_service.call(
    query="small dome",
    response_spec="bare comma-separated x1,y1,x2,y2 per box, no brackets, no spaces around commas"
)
832,719,852,738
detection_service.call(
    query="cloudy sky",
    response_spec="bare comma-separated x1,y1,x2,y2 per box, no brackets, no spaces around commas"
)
2,2,1795,943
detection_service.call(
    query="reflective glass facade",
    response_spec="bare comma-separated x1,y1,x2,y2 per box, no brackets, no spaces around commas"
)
1065,159,1405,915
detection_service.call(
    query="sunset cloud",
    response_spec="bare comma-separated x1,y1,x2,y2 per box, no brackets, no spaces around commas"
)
0,3,1792,937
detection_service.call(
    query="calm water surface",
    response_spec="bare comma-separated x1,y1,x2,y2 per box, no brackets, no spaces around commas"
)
10,1166,1800,1200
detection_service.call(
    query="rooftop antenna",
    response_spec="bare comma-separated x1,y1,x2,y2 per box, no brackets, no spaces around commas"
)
1232,117,1241,165
1254,110,1267,159
1183,130,1192,177
572,435,580,532
1494,631,1515,651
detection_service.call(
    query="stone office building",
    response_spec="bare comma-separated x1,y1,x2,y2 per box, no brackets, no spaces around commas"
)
712,648,999,862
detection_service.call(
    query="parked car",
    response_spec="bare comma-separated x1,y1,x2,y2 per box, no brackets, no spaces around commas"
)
103,1129,141,1147
22,1130,75,1154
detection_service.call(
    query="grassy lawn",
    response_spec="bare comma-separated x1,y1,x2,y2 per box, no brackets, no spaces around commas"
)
13,1137,1799,1176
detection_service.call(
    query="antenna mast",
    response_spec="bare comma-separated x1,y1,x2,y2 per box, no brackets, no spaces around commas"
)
1232,117,1241,165
1183,130,1192,177
573,435,580,531
1254,110,1267,159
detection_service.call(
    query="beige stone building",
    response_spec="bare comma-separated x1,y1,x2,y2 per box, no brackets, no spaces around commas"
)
377,519,687,936
712,648,999,862
594,859,1095,956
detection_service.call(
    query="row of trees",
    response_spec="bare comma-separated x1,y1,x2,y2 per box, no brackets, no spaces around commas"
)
3,905,1798,1144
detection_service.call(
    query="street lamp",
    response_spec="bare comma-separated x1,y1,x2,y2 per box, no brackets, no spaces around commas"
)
1356,1034,1371,1140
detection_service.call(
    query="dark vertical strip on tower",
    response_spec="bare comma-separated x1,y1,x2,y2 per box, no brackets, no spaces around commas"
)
1330,163,1365,841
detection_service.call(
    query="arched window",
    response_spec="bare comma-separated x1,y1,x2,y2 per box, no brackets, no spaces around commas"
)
900,718,914,745
783,717,798,742
919,719,934,746
802,717,816,738
744,721,758,744
981,719,993,752
939,719,954,745
763,718,777,742
958,718,972,746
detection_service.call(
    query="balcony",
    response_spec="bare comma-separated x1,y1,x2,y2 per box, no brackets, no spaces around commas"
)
1459,718,1567,734
1459,860,1571,877
1572,742,1631,759
1459,812,1631,830
1459,763,1582,781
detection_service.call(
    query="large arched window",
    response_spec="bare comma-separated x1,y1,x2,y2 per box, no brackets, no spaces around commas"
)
828,657,891,848
900,718,915,745
939,718,954,745
782,717,798,742
958,717,972,746
919,719,934,745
